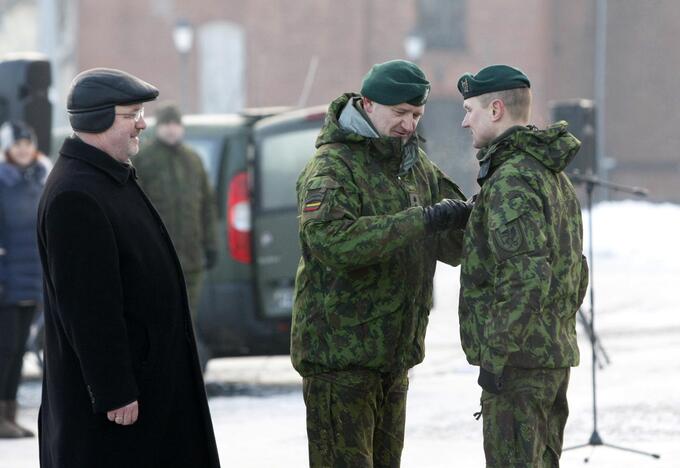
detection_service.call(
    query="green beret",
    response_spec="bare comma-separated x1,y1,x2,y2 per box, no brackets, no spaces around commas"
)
457,64,530,99
155,102,182,124
361,60,431,106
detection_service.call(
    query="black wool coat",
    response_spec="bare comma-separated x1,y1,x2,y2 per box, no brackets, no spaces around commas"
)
37,136,220,468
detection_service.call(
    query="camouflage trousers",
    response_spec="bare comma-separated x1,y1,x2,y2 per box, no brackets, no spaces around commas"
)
481,367,570,468
302,369,409,468
184,269,205,323
184,269,209,370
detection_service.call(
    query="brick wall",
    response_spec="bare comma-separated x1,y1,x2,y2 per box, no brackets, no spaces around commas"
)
72,0,680,202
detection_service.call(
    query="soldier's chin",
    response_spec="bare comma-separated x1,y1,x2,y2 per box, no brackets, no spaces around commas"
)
393,132,411,142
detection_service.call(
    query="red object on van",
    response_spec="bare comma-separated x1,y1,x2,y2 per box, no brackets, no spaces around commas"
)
227,171,252,263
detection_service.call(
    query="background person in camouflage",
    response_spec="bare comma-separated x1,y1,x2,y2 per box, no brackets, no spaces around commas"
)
456,64,589,467
134,102,217,368
292,60,472,467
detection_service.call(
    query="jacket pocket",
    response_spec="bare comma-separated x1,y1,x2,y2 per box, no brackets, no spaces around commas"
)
127,320,154,371
324,265,401,328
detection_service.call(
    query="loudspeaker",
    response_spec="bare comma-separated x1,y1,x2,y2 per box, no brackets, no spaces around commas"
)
550,99,596,175
0,54,52,156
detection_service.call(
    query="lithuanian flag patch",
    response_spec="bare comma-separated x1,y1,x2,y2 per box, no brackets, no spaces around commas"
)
303,191,325,212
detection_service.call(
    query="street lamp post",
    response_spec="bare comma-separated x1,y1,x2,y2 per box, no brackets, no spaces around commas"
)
173,19,194,112
403,32,426,64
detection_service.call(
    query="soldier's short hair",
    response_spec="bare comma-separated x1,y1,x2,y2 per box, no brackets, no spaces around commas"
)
479,88,532,122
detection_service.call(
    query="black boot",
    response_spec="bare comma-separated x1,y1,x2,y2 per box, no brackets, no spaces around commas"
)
0,401,24,438
2,400,34,438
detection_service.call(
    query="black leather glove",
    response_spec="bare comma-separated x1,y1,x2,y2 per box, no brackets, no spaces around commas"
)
478,367,504,394
205,249,218,270
423,198,472,233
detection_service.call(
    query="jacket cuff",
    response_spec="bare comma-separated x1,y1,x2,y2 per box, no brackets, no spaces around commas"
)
400,206,427,238
87,376,139,414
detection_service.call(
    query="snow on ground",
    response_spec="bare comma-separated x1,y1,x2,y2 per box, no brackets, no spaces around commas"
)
2,201,679,467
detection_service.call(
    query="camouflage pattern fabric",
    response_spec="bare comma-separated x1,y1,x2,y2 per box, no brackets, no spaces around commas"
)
291,92,466,378
303,369,408,468
459,122,589,377
184,269,210,370
481,367,570,467
133,140,217,274
184,269,205,322
459,122,588,466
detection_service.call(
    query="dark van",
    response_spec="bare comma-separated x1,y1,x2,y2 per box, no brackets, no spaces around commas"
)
159,107,326,360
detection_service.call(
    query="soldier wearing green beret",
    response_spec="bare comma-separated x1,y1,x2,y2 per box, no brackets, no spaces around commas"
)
134,103,217,370
456,64,589,467
292,59,471,467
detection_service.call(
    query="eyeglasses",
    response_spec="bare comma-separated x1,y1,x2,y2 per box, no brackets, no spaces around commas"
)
115,107,145,122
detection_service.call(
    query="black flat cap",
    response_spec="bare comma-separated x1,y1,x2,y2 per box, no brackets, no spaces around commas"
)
457,64,530,100
67,68,159,133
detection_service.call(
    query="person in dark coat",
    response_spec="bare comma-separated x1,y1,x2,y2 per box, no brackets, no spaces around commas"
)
0,121,47,438
36,68,221,468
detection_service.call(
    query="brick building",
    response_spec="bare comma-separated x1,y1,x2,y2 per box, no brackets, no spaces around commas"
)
31,0,680,201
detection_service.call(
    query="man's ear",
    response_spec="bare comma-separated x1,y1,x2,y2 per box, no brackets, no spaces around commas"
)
490,99,505,122
362,97,374,113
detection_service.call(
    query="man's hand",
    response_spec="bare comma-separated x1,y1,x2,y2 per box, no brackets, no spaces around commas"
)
423,198,473,233
106,400,139,425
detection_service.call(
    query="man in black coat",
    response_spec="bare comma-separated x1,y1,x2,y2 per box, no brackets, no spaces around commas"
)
37,68,221,467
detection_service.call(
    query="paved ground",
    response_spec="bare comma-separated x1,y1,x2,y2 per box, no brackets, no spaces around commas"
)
2,202,678,467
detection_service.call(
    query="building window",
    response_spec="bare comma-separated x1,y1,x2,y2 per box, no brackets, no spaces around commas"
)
417,0,467,50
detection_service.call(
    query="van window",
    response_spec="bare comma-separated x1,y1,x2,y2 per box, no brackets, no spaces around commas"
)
184,136,223,189
259,128,318,210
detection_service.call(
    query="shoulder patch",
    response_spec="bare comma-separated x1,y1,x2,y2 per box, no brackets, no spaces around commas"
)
303,190,326,212
493,219,525,254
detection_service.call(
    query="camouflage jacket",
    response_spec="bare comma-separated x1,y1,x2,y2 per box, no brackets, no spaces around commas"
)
459,123,589,376
292,93,465,376
133,140,217,273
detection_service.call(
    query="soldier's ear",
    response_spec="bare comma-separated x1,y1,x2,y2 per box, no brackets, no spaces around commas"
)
362,97,375,114
490,99,505,122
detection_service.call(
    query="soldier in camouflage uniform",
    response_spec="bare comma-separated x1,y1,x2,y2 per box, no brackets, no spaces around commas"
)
134,103,217,367
292,60,472,467
456,65,590,467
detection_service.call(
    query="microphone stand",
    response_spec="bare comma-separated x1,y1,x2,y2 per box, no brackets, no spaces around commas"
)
563,170,659,462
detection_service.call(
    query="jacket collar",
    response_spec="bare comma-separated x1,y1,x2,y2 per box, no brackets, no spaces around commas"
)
476,125,526,185
59,135,136,185
338,96,380,138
